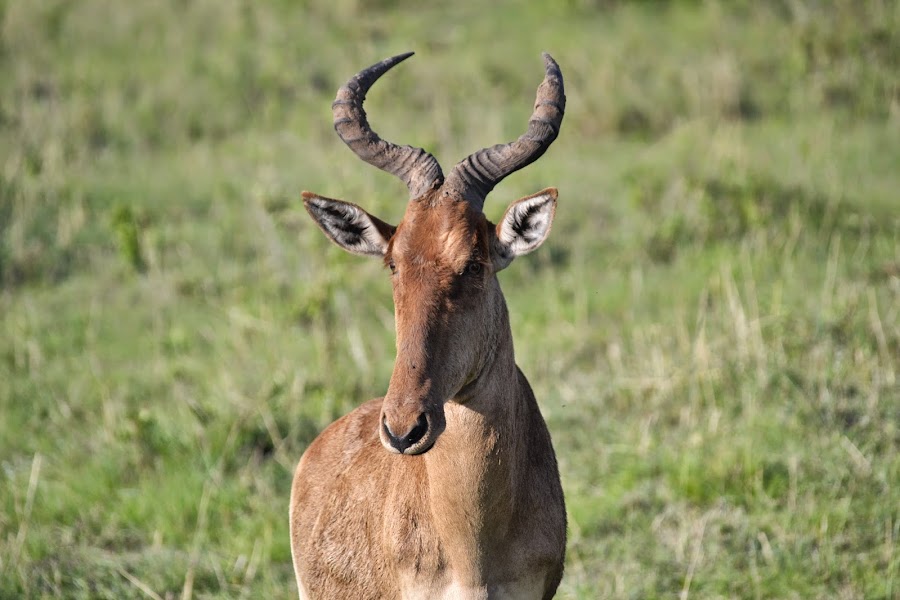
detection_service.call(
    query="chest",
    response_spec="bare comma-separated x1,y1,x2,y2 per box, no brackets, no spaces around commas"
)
398,569,550,600
385,495,561,600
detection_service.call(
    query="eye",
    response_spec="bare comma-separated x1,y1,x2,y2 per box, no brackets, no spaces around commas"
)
388,258,397,275
465,261,482,276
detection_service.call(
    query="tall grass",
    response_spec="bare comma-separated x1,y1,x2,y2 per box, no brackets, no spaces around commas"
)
1,0,898,597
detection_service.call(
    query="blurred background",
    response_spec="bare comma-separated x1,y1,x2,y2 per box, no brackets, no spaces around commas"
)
1,0,898,598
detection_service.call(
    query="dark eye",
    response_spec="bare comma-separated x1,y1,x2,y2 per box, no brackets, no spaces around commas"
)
466,261,482,276
388,258,397,275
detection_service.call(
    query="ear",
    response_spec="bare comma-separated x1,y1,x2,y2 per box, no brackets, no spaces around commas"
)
492,188,557,271
302,192,396,257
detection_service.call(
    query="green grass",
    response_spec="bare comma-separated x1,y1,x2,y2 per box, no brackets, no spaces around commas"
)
1,0,898,597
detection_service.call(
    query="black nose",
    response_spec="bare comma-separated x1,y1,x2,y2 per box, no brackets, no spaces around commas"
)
382,413,429,454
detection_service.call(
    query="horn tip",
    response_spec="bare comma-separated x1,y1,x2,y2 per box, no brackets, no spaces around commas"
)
372,51,415,73
540,52,563,87
391,51,415,63
541,52,559,69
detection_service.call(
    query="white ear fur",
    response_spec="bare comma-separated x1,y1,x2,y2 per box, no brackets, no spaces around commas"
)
302,192,395,256
492,188,557,270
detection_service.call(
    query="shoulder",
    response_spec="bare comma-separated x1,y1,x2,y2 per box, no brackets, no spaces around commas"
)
299,397,385,475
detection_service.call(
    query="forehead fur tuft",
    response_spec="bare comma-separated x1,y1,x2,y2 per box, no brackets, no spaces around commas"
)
392,200,486,270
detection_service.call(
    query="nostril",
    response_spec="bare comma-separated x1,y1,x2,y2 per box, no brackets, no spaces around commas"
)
406,413,428,445
382,418,400,445
382,413,429,453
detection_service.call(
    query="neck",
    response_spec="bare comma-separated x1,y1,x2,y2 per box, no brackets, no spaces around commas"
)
422,322,528,584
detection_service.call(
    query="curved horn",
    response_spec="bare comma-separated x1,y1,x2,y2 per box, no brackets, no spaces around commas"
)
445,53,566,211
332,52,444,200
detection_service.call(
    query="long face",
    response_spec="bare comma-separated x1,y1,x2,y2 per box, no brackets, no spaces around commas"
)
379,198,501,454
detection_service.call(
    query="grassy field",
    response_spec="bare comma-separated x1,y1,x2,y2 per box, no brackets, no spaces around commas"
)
1,0,898,598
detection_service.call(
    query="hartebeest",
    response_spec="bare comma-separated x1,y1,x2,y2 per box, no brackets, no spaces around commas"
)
290,52,567,599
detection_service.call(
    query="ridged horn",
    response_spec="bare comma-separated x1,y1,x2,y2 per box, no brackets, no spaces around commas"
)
332,52,444,200
445,53,565,211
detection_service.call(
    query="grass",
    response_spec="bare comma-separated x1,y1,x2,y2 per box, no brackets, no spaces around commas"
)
1,0,898,597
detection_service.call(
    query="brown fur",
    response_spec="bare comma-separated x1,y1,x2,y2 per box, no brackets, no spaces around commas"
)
291,193,565,598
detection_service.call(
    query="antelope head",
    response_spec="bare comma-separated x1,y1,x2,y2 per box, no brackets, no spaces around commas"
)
303,52,565,455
